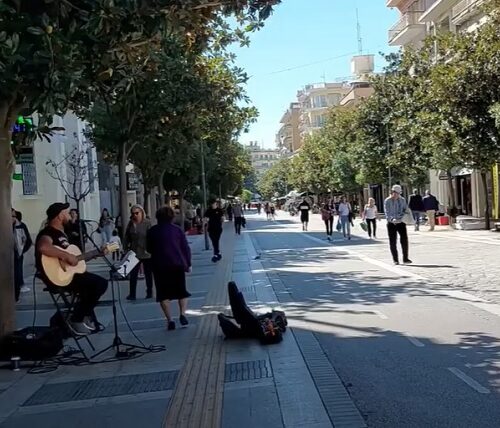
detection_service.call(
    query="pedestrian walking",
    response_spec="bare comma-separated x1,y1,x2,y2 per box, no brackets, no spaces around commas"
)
12,209,32,300
205,200,225,262
384,185,412,265
233,202,244,235
362,198,378,239
109,229,123,261
338,196,352,240
226,203,233,221
147,207,192,331
98,208,114,244
265,202,271,220
65,209,88,250
298,198,311,231
125,204,154,300
408,189,424,231
270,204,276,220
321,202,334,240
423,190,440,231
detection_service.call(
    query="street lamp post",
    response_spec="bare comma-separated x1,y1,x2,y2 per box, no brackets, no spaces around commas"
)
200,141,209,251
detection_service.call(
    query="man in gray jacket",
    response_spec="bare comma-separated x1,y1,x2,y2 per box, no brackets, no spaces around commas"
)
384,185,412,265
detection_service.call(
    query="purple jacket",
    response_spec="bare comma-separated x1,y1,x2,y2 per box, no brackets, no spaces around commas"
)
147,223,191,271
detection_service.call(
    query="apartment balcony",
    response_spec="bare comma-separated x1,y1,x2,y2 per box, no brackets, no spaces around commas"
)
451,0,485,25
386,0,405,6
420,0,460,22
388,10,426,46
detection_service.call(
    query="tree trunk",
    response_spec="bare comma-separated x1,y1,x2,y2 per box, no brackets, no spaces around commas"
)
481,171,491,230
76,200,85,251
158,170,166,206
118,145,129,240
447,171,456,210
179,190,186,232
144,187,150,216
0,125,15,336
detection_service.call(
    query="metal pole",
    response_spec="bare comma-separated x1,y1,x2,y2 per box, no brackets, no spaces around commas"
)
386,123,392,189
200,141,209,251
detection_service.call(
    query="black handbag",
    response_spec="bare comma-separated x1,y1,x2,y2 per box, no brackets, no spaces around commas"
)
0,326,63,361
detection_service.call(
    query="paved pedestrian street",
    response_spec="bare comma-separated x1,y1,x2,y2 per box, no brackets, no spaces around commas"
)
2,212,500,427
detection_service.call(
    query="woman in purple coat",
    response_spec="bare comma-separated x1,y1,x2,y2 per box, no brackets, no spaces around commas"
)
147,206,192,331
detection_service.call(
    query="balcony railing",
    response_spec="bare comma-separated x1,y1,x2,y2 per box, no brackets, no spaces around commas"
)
388,10,424,43
451,0,484,21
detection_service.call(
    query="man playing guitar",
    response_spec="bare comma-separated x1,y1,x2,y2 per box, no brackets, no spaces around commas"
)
36,203,109,335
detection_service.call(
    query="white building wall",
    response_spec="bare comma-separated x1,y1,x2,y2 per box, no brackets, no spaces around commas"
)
11,112,101,233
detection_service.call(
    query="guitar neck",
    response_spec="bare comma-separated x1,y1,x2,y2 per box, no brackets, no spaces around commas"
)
78,248,101,262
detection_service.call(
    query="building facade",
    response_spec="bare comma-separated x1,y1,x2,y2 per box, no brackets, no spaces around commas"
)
276,102,302,155
297,82,351,138
246,142,282,178
387,0,492,220
11,112,101,233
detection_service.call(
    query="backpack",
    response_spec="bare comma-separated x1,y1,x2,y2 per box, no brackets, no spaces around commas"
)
219,282,287,344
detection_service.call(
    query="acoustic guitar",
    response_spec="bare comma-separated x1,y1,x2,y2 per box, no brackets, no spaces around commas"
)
41,243,119,287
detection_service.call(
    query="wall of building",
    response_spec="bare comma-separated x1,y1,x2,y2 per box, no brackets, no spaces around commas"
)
11,112,101,233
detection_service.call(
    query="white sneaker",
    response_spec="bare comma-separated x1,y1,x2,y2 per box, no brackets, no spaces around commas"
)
83,316,97,331
20,286,30,293
69,321,91,336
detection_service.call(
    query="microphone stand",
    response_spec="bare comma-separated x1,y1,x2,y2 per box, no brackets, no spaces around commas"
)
85,231,150,360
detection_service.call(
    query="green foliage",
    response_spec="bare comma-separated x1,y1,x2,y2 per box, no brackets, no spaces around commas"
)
241,189,253,204
258,158,292,200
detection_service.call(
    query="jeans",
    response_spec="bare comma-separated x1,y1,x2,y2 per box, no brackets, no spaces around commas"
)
366,218,377,238
387,222,409,262
234,217,243,235
412,211,422,230
129,258,153,298
324,217,333,235
340,215,351,237
209,229,222,255
101,224,114,244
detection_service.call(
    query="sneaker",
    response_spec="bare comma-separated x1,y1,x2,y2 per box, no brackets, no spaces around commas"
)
403,259,413,265
393,261,400,265
167,321,176,331
20,285,30,293
126,295,136,301
211,256,218,263
83,316,97,331
69,321,91,336
179,315,189,327
216,254,222,261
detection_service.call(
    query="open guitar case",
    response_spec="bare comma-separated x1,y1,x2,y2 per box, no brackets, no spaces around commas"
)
218,282,287,344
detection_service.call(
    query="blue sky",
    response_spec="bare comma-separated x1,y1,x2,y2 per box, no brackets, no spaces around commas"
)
232,0,399,148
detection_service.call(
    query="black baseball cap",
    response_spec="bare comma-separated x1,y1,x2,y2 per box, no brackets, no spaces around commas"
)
46,202,70,220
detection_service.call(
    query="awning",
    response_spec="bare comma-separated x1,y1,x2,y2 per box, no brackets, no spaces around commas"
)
438,167,473,180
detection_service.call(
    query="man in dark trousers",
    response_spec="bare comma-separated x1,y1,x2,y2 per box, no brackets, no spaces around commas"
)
384,185,412,265
408,189,424,231
204,200,225,262
36,203,108,335
423,190,440,231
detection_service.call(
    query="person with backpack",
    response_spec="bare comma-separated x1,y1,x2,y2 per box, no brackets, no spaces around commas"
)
408,189,424,231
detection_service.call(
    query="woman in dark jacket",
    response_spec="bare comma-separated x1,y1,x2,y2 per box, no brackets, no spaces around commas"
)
147,206,192,331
